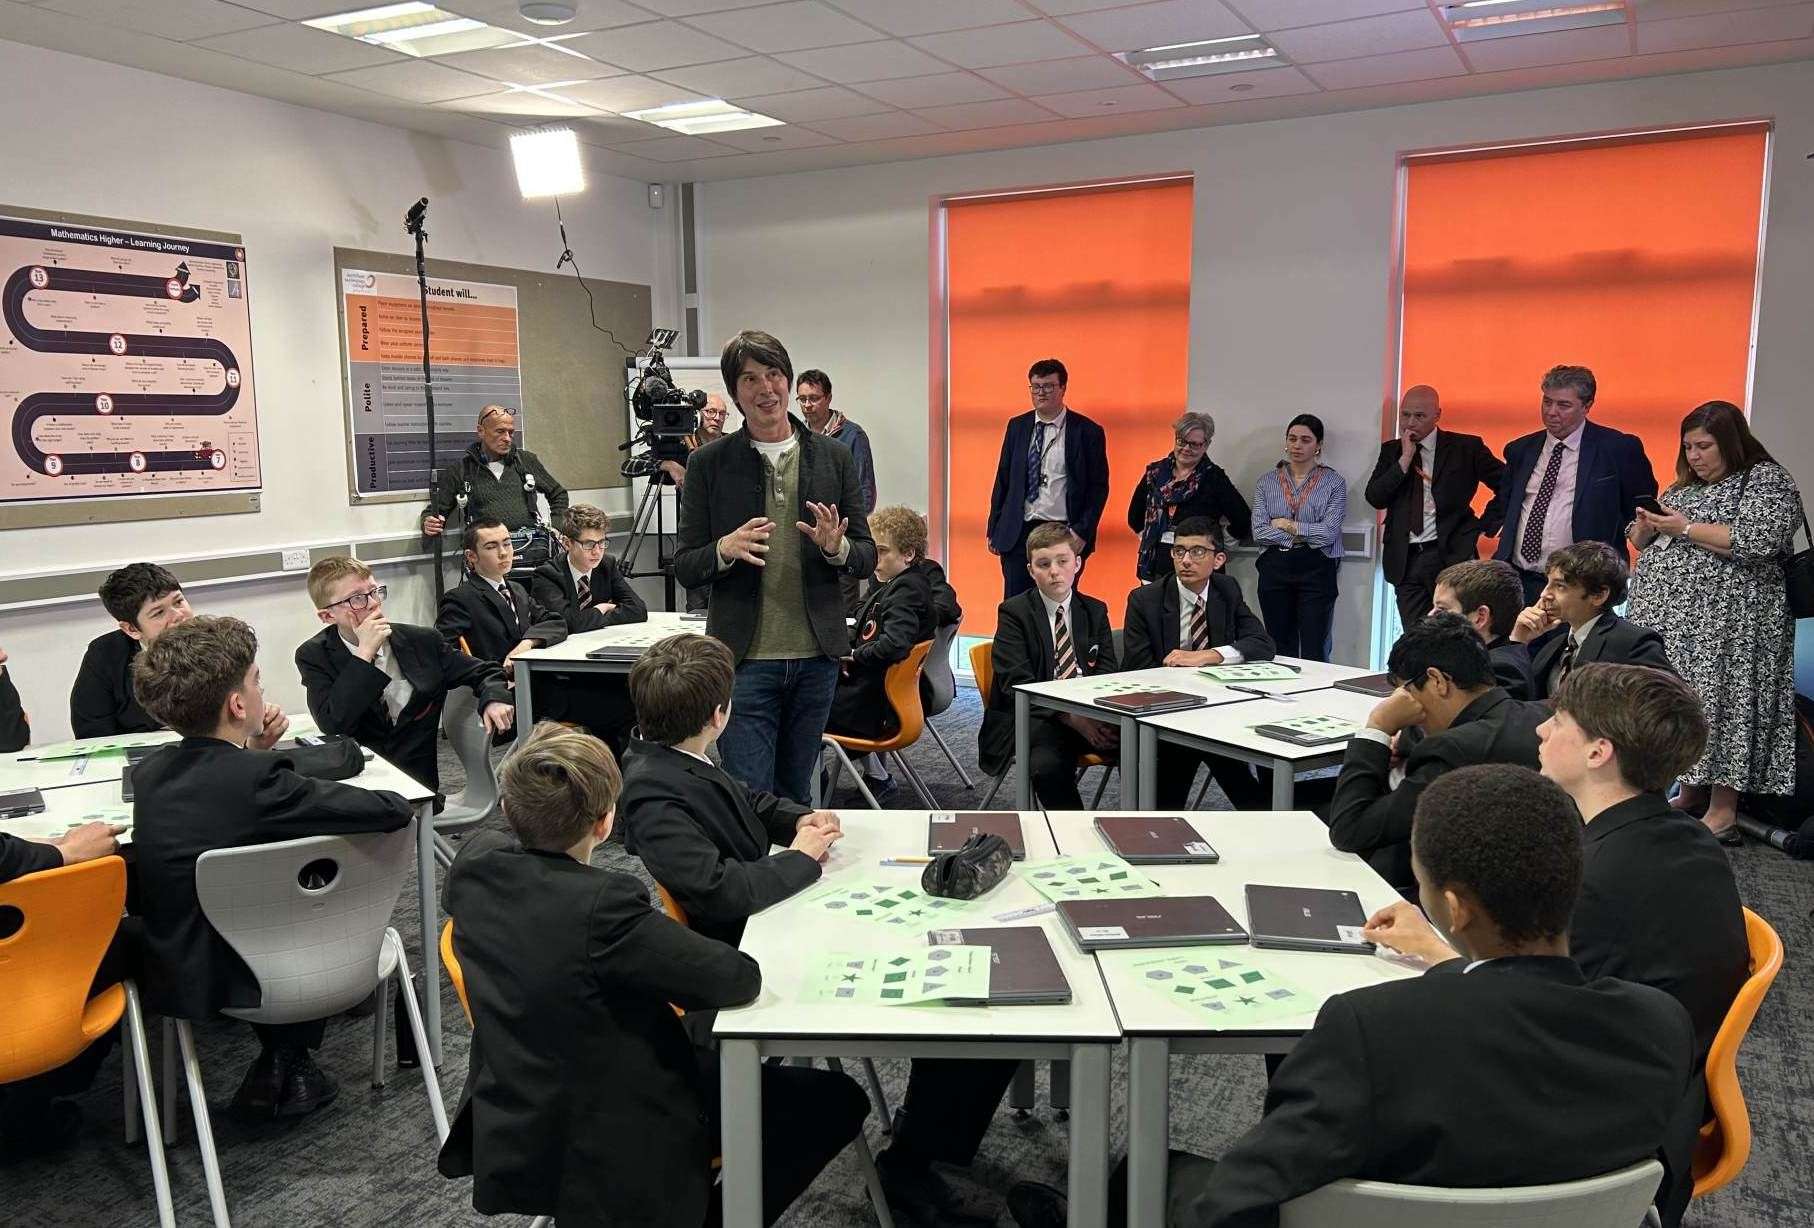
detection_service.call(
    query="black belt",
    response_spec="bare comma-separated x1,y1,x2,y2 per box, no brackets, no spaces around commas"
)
1405,540,1439,553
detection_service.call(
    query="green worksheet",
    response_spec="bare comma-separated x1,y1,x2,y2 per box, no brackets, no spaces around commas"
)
803,882,975,930
1198,662,1301,682
1130,952,1312,1025
17,732,169,761
805,945,992,1004
1078,677,1156,696
1019,855,1163,902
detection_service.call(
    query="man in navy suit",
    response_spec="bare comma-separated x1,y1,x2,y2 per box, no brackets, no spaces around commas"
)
986,358,1110,599
1483,365,1657,604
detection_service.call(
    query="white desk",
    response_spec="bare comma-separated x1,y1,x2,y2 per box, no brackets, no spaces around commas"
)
714,810,1122,1228
0,779,131,842
1,717,324,793
510,610,704,746
1045,810,1415,1228
1135,686,1382,809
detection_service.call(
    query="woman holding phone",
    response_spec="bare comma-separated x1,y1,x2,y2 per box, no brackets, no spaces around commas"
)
1626,401,1803,841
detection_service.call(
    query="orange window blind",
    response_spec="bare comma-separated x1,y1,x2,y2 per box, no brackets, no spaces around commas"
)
1398,127,1767,536
944,180,1194,637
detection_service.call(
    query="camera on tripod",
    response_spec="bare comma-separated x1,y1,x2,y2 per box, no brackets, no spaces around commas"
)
624,328,707,470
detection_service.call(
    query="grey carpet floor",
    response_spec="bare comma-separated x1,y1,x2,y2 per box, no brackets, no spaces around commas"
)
4,687,1810,1227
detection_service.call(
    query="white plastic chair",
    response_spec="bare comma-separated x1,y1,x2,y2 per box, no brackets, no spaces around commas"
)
164,823,448,1228
1278,1159,1664,1227
921,623,975,790
434,688,500,871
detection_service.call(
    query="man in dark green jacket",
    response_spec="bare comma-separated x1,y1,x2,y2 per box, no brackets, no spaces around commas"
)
421,405,569,538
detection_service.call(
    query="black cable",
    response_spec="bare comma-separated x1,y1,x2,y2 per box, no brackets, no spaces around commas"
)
552,196,636,357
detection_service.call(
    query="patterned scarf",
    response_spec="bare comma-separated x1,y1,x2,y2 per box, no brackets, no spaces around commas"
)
1136,455,1206,580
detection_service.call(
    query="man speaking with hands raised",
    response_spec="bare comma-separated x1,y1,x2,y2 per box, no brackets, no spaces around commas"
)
674,330,875,804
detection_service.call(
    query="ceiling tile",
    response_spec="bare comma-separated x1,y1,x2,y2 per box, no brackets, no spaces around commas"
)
1635,0,1808,19
776,39,952,81
36,0,274,40
604,133,741,159
725,84,891,120
577,113,667,142
825,0,1030,37
569,20,746,71
439,0,657,36
1158,62,1321,102
1031,81,1186,115
559,72,708,110
190,22,407,73
437,89,607,117
976,54,1141,93
1635,4,1814,52
628,0,787,14
1055,0,1252,52
809,109,945,139
654,54,826,94
854,71,1008,107
439,41,623,84
1026,0,1160,13
910,21,1095,67
707,122,841,150
229,0,371,17
1267,9,1450,63
685,1,884,52
1223,0,1426,32
324,59,509,102
1299,43,1467,89
911,96,1064,129
1460,24,1631,71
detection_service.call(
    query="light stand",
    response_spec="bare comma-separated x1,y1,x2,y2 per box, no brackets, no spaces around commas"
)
404,196,444,600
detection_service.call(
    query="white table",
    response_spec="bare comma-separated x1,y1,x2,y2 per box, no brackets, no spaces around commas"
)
510,610,704,746
0,778,132,842
713,809,1122,1228
1045,811,1416,1228
1,717,325,793
1135,685,1383,809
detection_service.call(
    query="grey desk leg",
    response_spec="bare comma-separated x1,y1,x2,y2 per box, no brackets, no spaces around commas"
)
414,802,443,1065
1066,1044,1112,1228
1117,717,1138,809
1138,726,1159,809
1010,1061,1036,1110
1270,756,1294,810
1127,1038,1171,1228
513,658,534,749
721,1039,764,1228
1015,692,1032,810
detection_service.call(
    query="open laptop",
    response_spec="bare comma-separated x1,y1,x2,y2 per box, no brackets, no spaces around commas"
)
1093,815,1219,864
1244,884,1375,954
928,812,1027,860
1093,690,1208,716
1333,672,1397,698
1055,896,1247,952
926,926,1072,1005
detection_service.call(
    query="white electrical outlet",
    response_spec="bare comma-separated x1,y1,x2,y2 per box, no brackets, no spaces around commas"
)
281,549,310,571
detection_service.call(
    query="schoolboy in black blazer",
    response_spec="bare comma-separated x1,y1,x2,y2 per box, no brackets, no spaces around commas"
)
0,647,27,752
70,563,194,737
1510,542,1670,698
530,503,649,634
296,558,513,791
827,509,938,741
436,518,567,663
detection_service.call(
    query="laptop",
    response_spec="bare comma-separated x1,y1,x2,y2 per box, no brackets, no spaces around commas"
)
1093,690,1208,716
1055,896,1247,952
1333,672,1397,698
120,765,135,804
584,644,644,660
0,787,47,819
926,926,1072,1005
1093,815,1219,864
1244,884,1375,954
1250,718,1355,747
928,812,1027,860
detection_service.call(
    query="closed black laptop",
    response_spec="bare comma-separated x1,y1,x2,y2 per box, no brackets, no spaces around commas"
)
926,925,1072,1005
1094,690,1208,716
1056,895,1247,952
928,812,1027,860
0,787,47,819
1333,672,1397,697
1093,815,1219,864
1244,884,1374,954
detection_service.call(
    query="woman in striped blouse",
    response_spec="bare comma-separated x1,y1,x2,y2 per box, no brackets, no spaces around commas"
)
1251,414,1347,661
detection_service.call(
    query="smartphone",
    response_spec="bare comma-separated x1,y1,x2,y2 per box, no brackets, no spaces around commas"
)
1634,496,1663,516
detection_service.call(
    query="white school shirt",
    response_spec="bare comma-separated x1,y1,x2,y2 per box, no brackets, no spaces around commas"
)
1518,421,1585,569
1408,427,1439,546
1025,409,1069,524
341,635,413,722
1175,578,1244,663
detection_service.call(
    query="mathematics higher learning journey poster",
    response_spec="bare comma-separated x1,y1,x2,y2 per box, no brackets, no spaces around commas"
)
340,268,522,498
0,212,261,505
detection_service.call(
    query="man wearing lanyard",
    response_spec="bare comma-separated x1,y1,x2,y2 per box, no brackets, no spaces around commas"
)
985,358,1110,600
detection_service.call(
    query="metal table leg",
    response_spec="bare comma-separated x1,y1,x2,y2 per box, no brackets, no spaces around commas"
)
1066,1044,1112,1228
513,657,534,749
1015,691,1033,810
1127,1037,1171,1228
414,803,443,1065
1138,726,1159,809
720,1039,765,1228
1270,755,1294,809
1117,716,1138,809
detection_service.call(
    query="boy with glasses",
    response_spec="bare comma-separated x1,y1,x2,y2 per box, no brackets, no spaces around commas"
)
296,557,513,790
530,503,647,633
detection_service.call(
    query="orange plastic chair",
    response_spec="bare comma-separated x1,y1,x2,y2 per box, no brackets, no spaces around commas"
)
0,856,173,1226
439,919,472,1027
1692,907,1784,1198
969,640,1115,809
823,640,937,807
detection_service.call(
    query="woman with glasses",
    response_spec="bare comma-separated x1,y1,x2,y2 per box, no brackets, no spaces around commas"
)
1251,414,1347,661
1128,411,1252,583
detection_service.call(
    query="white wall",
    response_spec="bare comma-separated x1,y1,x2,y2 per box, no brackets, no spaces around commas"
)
697,60,1814,667
0,39,676,738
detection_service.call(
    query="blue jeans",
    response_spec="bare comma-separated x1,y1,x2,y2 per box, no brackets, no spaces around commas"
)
719,655,840,805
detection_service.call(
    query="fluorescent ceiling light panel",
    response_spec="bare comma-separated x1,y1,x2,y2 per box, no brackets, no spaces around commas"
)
304,3,518,57
510,127,586,198
1119,34,1282,81
623,99,785,135
1440,0,1627,41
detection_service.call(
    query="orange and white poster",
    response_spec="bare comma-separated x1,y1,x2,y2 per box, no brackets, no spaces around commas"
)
341,268,521,496
0,212,260,505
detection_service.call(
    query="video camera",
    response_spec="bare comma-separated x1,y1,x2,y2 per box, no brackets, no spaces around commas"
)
629,328,707,438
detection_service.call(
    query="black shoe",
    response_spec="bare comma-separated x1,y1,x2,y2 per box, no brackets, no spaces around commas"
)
1007,1181,1068,1228
230,1049,284,1120
0,1099,82,1159
273,1050,339,1119
875,1149,996,1226
866,774,899,801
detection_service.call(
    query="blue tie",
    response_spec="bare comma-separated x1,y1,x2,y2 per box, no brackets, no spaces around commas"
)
1025,421,1048,507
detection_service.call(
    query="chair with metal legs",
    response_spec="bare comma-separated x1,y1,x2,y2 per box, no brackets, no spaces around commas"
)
920,622,975,789
433,670,501,872
969,641,1116,809
822,641,940,810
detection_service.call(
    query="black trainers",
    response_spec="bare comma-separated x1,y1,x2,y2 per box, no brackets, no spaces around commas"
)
1006,1181,1068,1228
874,1148,996,1226
229,1049,284,1120
273,1050,339,1119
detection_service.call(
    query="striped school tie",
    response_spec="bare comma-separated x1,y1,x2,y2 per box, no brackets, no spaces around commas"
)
577,573,592,608
1054,604,1080,680
1189,596,1208,651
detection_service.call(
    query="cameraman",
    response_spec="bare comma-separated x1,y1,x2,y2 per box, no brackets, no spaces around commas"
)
421,405,569,537
657,393,729,489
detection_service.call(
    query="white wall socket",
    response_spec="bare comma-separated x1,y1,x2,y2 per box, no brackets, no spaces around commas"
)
281,549,310,571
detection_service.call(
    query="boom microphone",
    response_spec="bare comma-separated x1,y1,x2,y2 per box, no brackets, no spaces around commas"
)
1734,815,1811,857
405,197,429,236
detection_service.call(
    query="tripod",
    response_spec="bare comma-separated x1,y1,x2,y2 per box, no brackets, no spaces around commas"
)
621,466,679,611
